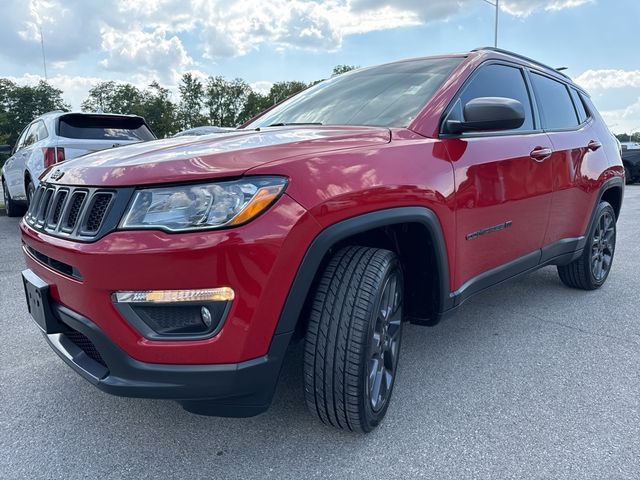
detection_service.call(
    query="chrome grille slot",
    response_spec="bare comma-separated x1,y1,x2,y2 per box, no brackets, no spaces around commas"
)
28,186,45,219
36,188,55,224
82,193,113,233
23,183,127,242
50,190,68,226
62,191,87,231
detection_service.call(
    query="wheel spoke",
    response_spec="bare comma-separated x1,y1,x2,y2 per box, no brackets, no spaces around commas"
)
370,361,384,408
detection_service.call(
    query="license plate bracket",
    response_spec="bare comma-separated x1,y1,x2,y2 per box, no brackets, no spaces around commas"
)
22,269,67,334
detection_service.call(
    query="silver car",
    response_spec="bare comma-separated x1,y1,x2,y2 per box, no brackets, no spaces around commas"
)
1,111,155,216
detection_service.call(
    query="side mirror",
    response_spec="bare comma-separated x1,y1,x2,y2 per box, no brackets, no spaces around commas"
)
446,97,525,134
0,144,11,155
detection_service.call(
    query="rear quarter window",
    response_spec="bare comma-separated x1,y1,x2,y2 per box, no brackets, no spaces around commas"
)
531,73,579,130
58,115,155,141
569,88,589,124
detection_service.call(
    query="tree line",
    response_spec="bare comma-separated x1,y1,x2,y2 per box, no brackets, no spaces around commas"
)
0,64,358,148
4,64,637,150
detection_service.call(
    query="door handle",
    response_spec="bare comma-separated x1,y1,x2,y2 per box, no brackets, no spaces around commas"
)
530,147,553,162
587,140,602,151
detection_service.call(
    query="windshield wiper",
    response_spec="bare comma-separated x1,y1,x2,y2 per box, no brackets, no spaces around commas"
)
266,122,323,127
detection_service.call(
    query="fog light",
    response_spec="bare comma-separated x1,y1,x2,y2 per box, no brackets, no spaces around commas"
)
201,306,213,328
114,287,234,304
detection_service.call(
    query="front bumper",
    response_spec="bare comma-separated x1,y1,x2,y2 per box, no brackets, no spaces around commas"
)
43,296,292,416
20,193,318,365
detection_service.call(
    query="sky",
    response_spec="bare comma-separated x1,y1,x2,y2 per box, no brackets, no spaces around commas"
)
0,0,639,134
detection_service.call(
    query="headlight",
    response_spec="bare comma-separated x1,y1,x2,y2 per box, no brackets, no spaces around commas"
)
120,176,287,232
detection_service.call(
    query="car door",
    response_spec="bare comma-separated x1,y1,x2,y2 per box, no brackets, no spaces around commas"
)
529,73,611,255
24,120,49,185
3,125,32,201
440,62,554,293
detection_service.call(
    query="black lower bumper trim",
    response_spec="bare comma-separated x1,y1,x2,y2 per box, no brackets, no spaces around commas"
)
45,304,291,417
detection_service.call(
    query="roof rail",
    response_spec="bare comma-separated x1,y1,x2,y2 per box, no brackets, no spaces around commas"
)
471,47,571,80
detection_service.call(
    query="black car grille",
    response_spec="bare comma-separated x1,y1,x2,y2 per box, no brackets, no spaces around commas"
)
25,183,129,241
65,330,107,367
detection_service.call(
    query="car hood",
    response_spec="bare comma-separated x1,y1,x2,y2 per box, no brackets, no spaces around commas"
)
43,126,391,186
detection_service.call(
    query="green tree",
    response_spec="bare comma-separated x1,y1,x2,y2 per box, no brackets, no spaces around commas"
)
178,73,206,130
81,81,145,115
139,82,177,138
239,91,270,124
332,64,359,76
0,79,69,147
204,76,252,127
266,81,307,106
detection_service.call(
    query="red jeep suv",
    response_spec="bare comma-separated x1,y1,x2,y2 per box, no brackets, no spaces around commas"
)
20,48,624,432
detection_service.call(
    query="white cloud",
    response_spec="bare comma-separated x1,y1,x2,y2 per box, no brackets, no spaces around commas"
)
250,81,274,95
501,0,593,17
100,27,193,83
599,97,640,134
575,69,640,90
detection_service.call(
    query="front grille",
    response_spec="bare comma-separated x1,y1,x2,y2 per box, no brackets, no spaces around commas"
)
25,183,124,241
65,330,107,367
50,190,68,225
84,193,112,233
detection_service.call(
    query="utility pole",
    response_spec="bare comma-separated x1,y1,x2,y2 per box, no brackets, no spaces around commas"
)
494,0,499,48
38,24,48,81
482,0,499,47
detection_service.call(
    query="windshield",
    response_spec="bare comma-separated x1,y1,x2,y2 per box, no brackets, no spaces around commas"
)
245,57,462,129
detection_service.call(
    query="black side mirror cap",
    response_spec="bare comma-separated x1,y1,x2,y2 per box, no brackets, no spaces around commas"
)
0,144,11,155
446,97,525,134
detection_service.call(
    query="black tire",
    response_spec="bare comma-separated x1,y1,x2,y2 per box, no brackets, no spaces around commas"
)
624,165,633,185
26,180,35,206
557,201,616,290
2,178,26,217
304,246,403,432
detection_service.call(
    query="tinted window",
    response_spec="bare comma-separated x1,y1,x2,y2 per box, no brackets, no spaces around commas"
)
570,88,589,124
33,121,48,141
245,57,463,129
58,115,155,141
531,73,579,130
23,123,39,148
447,64,534,132
14,126,30,152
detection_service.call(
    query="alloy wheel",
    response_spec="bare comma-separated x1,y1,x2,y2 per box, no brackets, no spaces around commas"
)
591,210,615,282
367,270,403,412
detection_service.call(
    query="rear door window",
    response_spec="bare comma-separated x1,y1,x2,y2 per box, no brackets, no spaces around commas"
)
58,115,155,141
447,63,535,132
530,73,579,130
22,123,40,148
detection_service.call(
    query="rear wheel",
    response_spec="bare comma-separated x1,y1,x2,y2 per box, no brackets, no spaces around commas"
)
557,202,616,290
624,165,633,184
2,178,26,217
26,180,35,207
304,246,403,432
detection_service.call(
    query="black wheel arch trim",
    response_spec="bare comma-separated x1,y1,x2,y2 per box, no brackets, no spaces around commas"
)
273,206,452,336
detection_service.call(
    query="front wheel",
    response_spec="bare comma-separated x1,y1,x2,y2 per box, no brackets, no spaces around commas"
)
2,178,26,217
557,201,616,290
303,246,403,432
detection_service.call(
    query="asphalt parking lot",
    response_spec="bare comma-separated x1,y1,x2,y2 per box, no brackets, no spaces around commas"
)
0,188,638,480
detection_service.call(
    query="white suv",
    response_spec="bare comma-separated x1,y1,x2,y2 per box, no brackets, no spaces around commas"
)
1,111,155,216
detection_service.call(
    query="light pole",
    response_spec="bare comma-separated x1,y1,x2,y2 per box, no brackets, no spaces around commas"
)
482,0,499,48
38,24,47,81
